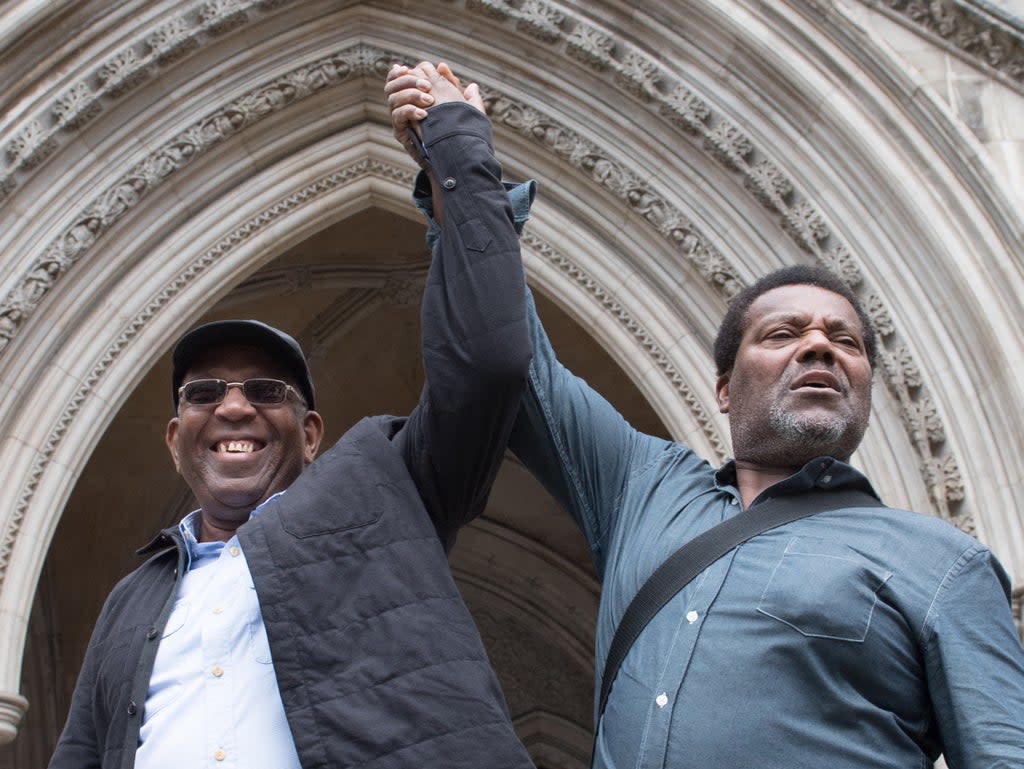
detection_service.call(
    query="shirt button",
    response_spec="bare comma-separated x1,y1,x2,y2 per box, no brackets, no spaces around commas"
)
730,498,738,505
442,177,456,189
655,692,669,708
126,701,137,716
686,610,699,624
821,475,832,485
212,606,224,614
146,626,158,640
229,546,240,557
214,749,226,761
212,666,224,678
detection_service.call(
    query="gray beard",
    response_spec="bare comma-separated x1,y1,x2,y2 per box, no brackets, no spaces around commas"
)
767,400,846,448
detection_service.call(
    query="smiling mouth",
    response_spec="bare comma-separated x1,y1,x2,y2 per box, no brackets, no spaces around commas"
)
214,440,265,454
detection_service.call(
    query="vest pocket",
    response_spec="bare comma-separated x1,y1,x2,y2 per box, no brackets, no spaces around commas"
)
757,536,891,642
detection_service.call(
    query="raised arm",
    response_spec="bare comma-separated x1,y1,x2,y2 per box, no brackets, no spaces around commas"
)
385,63,531,549
388,64,674,572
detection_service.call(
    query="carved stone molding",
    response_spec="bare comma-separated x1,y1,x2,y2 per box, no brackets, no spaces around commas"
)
1,0,301,202
862,0,1024,94
0,43,398,358
521,231,730,462
0,157,405,593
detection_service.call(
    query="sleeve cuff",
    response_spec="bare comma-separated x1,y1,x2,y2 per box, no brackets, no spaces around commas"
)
413,173,538,249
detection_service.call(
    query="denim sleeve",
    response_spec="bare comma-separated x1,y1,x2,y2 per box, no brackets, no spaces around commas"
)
921,545,1024,768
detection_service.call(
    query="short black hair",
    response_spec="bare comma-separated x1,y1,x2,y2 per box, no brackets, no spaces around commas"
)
712,265,878,376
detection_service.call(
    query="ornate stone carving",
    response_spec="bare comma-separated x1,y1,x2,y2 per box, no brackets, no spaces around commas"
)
565,23,615,70
6,120,57,170
517,0,564,43
782,200,830,252
744,158,793,212
147,16,200,64
660,85,712,135
0,19,974,535
98,47,149,98
870,0,1024,93
200,0,250,35
704,121,754,171
615,48,662,101
819,244,863,288
53,83,102,130
0,44,396,358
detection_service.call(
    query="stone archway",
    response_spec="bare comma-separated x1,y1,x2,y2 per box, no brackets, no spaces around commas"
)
0,1,1021,763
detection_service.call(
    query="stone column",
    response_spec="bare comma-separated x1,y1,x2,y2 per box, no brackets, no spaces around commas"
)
0,692,27,746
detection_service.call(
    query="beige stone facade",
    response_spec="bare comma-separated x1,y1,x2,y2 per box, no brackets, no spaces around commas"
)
0,1,1021,766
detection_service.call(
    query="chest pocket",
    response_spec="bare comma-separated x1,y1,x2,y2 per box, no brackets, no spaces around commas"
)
757,536,891,642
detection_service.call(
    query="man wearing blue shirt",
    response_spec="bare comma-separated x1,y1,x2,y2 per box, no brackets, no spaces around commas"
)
388,62,1024,769
50,67,536,769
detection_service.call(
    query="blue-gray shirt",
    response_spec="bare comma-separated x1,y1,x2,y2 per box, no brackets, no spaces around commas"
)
416,177,1024,768
509,284,1024,768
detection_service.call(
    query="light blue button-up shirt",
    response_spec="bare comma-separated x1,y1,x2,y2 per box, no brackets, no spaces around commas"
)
136,505,300,769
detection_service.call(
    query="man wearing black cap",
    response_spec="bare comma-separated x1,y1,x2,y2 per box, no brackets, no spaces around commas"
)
49,67,535,769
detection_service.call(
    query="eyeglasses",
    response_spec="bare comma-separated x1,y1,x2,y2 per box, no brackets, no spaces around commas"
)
178,378,306,408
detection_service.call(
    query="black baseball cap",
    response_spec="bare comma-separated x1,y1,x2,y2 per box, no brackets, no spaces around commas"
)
171,319,315,410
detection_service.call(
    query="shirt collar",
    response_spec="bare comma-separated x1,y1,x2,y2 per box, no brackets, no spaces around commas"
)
177,490,286,571
714,456,880,507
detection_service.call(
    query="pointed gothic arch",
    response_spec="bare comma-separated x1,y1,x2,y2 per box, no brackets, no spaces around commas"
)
0,1,1021,759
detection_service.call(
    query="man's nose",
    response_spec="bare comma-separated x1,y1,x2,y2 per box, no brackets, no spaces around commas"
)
216,384,257,416
797,330,835,363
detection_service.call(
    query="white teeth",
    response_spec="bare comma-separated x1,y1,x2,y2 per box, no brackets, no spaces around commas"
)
218,440,255,453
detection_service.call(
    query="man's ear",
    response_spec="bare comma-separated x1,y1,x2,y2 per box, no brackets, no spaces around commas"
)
302,410,325,464
715,373,731,414
165,418,182,473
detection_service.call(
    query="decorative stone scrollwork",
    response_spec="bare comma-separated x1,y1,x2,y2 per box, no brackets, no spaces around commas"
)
704,121,754,171
6,120,58,170
565,23,615,71
615,49,662,101
744,158,793,212
53,83,102,130
147,16,200,65
819,244,863,288
98,47,150,98
200,0,250,36
660,85,712,136
782,200,831,251
870,0,1024,93
0,44,397,357
517,0,565,43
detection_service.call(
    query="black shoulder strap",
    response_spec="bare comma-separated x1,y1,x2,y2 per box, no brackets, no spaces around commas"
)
596,488,881,721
